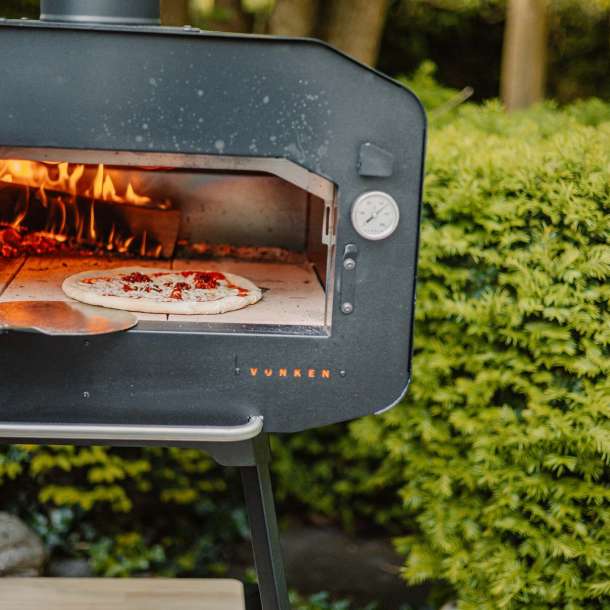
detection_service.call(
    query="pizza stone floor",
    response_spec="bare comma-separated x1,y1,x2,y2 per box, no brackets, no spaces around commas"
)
0,255,326,327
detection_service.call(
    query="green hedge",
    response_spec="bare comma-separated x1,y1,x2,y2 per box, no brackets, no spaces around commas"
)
275,94,610,608
392,100,609,610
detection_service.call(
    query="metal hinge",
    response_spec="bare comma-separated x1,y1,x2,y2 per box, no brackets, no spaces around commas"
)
321,200,336,246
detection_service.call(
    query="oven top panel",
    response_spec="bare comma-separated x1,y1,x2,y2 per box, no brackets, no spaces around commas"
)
0,19,425,186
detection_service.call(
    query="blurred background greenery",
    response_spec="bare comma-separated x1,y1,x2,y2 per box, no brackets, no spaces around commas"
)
0,2,608,610
2,0,609,104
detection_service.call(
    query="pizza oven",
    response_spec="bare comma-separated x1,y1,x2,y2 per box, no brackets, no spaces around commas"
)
0,2,425,438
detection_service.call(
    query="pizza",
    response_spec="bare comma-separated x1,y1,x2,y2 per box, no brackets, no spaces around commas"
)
62,267,262,315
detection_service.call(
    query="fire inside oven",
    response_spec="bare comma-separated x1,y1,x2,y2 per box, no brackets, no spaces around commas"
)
0,151,336,334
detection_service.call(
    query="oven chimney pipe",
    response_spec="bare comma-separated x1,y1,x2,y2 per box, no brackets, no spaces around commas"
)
40,0,160,25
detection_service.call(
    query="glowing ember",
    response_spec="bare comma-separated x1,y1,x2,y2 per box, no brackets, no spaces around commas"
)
0,223,89,257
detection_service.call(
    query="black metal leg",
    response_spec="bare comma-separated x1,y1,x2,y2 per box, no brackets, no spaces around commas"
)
240,456,291,610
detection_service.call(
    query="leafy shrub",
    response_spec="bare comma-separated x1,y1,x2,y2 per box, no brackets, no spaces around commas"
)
290,591,430,610
276,98,610,609
0,444,246,576
291,591,375,610
89,532,166,577
398,62,463,116
389,101,609,610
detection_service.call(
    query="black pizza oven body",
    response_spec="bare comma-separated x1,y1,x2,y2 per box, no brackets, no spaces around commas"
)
0,18,425,434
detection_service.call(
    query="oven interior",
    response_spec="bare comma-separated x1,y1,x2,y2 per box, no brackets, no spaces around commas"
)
0,151,337,335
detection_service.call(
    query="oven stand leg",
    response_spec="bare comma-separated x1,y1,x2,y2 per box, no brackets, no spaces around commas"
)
240,440,291,610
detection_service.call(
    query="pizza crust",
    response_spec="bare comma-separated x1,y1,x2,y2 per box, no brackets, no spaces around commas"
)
62,266,263,315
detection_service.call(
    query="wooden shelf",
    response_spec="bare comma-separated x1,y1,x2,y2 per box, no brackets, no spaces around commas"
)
0,577,245,610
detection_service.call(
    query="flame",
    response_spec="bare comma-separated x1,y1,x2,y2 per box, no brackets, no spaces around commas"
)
0,159,166,258
139,230,147,257
0,159,153,207
91,163,104,200
11,186,30,228
126,183,151,205
57,197,67,236
38,185,48,208
107,223,116,251
102,174,116,201
89,201,97,242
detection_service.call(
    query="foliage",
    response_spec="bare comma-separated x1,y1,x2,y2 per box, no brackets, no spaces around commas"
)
291,591,375,610
547,3,610,102
398,62,463,114
277,95,610,608
290,590,431,610
0,444,246,577
0,0,38,19
380,0,610,102
241,0,275,13
388,100,610,610
89,533,165,577
406,0,610,10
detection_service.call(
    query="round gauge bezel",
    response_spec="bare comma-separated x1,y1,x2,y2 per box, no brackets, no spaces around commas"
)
351,191,401,241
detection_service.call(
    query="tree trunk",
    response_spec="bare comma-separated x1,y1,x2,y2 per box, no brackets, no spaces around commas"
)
320,0,390,66
160,0,190,26
501,0,549,110
269,0,319,37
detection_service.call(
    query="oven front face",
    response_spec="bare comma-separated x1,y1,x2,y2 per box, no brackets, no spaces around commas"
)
0,21,425,432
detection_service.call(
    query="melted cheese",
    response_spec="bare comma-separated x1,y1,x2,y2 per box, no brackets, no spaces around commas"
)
80,272,243,303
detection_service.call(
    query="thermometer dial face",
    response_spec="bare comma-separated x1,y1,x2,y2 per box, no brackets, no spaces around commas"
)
351,191,400,240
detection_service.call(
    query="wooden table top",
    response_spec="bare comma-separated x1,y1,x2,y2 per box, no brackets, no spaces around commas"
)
0,577,245,610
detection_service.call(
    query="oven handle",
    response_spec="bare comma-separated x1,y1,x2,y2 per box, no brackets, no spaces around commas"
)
0,416,264,443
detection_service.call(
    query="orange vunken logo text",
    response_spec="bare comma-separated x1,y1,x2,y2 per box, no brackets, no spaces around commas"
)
249,367,331,380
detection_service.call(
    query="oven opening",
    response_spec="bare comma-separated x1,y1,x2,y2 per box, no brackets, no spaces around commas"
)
0,151,337,336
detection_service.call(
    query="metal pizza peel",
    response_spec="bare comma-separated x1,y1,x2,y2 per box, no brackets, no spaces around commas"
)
0,301,138,336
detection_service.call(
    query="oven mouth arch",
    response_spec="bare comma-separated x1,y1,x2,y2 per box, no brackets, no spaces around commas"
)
0,147,337,337
0,148,335,202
